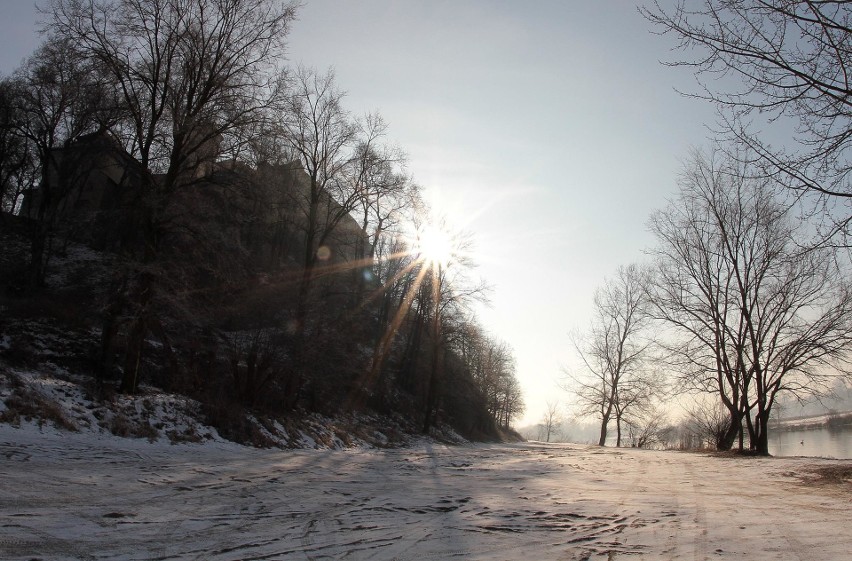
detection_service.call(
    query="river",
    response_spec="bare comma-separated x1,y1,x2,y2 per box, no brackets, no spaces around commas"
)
769,425,852,459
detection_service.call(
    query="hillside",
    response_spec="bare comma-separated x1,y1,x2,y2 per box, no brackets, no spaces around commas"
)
0,365,463,449
0,217,521,448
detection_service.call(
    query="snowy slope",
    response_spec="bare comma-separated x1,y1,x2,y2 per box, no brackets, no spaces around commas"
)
0,365,463,450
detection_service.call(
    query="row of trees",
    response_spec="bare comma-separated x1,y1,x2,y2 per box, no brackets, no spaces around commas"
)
569,148,852,455
569,1,852,455
522,403,709,450
0,0,525,437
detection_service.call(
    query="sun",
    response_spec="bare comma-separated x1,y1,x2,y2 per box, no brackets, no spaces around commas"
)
415,223,455,269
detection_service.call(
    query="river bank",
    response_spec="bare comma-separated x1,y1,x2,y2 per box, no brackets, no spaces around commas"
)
772,410,852,431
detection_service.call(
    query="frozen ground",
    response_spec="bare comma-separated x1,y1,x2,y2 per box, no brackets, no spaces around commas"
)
2,427,851,560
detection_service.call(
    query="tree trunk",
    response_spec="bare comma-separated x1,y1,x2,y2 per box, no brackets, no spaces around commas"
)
717,415,740,450
28,224,48,288
598,414,610,446
616,415,623,447
28,174,55,289
120,314,145,394
400,299,426,392
422,346,440,434
754,408,771,455
422,285,442,435
98,274,127,388
119,271,153,393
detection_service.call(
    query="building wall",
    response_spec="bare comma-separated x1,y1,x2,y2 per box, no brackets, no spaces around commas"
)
20,136,371,285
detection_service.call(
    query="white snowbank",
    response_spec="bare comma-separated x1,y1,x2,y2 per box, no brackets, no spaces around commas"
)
0,367,444,450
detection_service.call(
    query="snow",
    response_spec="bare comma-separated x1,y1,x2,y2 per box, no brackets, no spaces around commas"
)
0,365,466,451
775,412,851,429
1,367,221,444
1,426,850,560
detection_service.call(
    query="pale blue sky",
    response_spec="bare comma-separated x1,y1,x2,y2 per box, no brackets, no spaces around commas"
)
1,1,718,426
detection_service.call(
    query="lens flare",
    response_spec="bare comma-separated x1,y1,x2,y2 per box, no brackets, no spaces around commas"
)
416,224,454,268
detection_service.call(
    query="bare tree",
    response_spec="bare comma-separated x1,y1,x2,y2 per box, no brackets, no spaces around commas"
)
642,1,852,244
613,365,664,447
356,233,420,403
5,37,109,287
567,263,655,446
625,405,668,449
686,398,734,450
497,371,525,430
455,327,524,431
224,327,290,407
349,113,417,299
649,148,852,454
47,0,297,393
369,211,492,434
418,222,489,433
647,151,751,449
278,66,362,327
0,81,35,216
48,0,295,184
539,400,563,443
457,328,524,431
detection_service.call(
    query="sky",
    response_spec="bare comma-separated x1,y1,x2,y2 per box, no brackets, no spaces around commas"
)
0,0,719,427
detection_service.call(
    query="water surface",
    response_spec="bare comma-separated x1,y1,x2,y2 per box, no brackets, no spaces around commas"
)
769,426,852,459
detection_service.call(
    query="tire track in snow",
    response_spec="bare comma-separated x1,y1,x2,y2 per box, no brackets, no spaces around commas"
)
680,455,710,561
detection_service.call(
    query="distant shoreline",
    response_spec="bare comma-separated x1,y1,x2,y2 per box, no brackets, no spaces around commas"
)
771,410,852,432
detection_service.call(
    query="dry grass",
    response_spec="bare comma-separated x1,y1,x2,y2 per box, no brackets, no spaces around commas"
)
166,426,204,444
0,384,78,432
106,411,160,442
202,402,279,448
804,465,852,487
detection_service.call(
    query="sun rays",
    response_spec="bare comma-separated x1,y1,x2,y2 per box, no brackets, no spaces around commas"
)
297,208,473,377
412,223,455,270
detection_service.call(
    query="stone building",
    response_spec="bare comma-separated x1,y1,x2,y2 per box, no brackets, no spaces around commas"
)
19,132,369,277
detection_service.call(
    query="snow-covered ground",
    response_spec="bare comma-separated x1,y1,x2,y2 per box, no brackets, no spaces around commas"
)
1,425,850,560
